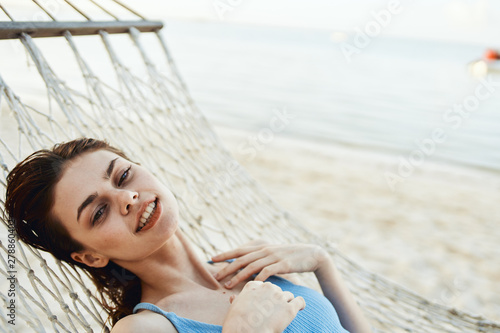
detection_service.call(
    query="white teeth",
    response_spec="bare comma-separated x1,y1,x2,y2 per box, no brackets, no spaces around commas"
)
137,200,157,232
141,202,156,221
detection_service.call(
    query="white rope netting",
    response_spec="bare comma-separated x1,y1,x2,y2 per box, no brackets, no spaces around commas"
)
0,5,499,333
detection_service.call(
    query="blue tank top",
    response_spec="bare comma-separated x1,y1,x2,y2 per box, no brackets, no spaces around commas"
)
133,275,349,332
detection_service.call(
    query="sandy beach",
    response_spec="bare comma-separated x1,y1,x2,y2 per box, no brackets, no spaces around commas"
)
214,125,500,322
1,3,499,330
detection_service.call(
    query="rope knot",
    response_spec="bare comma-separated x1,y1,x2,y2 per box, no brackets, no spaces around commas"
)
40,259,47,267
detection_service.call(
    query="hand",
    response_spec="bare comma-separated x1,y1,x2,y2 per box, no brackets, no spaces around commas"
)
212,243,329,289
222,281,305,333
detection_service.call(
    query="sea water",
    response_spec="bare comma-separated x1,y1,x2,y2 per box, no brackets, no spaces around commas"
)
164,19,500,173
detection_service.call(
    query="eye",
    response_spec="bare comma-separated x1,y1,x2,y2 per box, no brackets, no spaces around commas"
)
118,165,131,186
93,204,107,225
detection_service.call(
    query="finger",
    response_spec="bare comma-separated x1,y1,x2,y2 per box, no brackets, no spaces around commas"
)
290,296,306,312
215,251,263,280
211,245,263,262
282,291,295,302
242,280,264,291
224,258,276,289
215,251,270,281
253,262,285,282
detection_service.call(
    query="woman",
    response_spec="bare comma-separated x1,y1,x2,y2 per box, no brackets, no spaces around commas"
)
5,138,370,332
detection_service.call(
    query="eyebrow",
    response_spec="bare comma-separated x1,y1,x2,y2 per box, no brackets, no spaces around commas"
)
105,158,118,179
76,158,118,222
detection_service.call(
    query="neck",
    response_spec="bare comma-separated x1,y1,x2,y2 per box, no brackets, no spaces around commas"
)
113,229,221,303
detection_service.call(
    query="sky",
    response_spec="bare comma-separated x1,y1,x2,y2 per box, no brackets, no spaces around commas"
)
125,0,500,46
1,0,498,45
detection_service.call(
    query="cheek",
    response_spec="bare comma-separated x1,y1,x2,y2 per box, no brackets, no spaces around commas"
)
95,222,129,249
165,202,179,223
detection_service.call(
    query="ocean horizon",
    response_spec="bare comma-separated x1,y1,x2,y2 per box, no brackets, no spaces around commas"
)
0,7,498,175
163,18,500,174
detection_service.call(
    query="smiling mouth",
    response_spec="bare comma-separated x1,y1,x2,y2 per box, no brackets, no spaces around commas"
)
137,198,158,232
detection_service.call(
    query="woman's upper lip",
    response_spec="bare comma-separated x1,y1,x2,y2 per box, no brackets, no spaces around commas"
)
136,198,156,231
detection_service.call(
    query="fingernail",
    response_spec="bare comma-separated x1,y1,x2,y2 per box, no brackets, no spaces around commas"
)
213,273,219,279
225,281,232,288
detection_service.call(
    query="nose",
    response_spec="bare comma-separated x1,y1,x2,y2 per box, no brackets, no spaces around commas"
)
117,189,138,215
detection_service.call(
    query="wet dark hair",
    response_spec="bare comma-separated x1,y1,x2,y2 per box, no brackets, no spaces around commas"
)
5,138,141,327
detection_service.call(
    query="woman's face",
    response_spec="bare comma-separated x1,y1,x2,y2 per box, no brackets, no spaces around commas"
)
51,149,179,267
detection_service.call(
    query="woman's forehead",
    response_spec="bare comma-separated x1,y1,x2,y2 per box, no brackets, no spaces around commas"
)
57,150,122,193
68,150,121,170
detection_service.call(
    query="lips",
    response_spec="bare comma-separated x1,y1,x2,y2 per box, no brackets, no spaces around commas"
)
136,198,160,232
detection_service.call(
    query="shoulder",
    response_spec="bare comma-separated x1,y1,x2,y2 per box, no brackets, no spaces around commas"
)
111,311,176,333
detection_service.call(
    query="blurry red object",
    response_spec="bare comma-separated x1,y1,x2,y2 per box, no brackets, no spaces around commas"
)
484,49,500,60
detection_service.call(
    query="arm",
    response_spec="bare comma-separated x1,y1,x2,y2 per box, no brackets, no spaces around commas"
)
312,248,372,332
212,243,371,333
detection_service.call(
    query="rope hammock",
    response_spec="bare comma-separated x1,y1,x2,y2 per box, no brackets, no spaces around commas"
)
0,1,498,332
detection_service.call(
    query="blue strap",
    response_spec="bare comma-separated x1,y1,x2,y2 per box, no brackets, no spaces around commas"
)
133,302,168,316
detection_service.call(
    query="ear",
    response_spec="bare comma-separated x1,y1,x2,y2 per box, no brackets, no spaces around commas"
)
71,251,109,268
